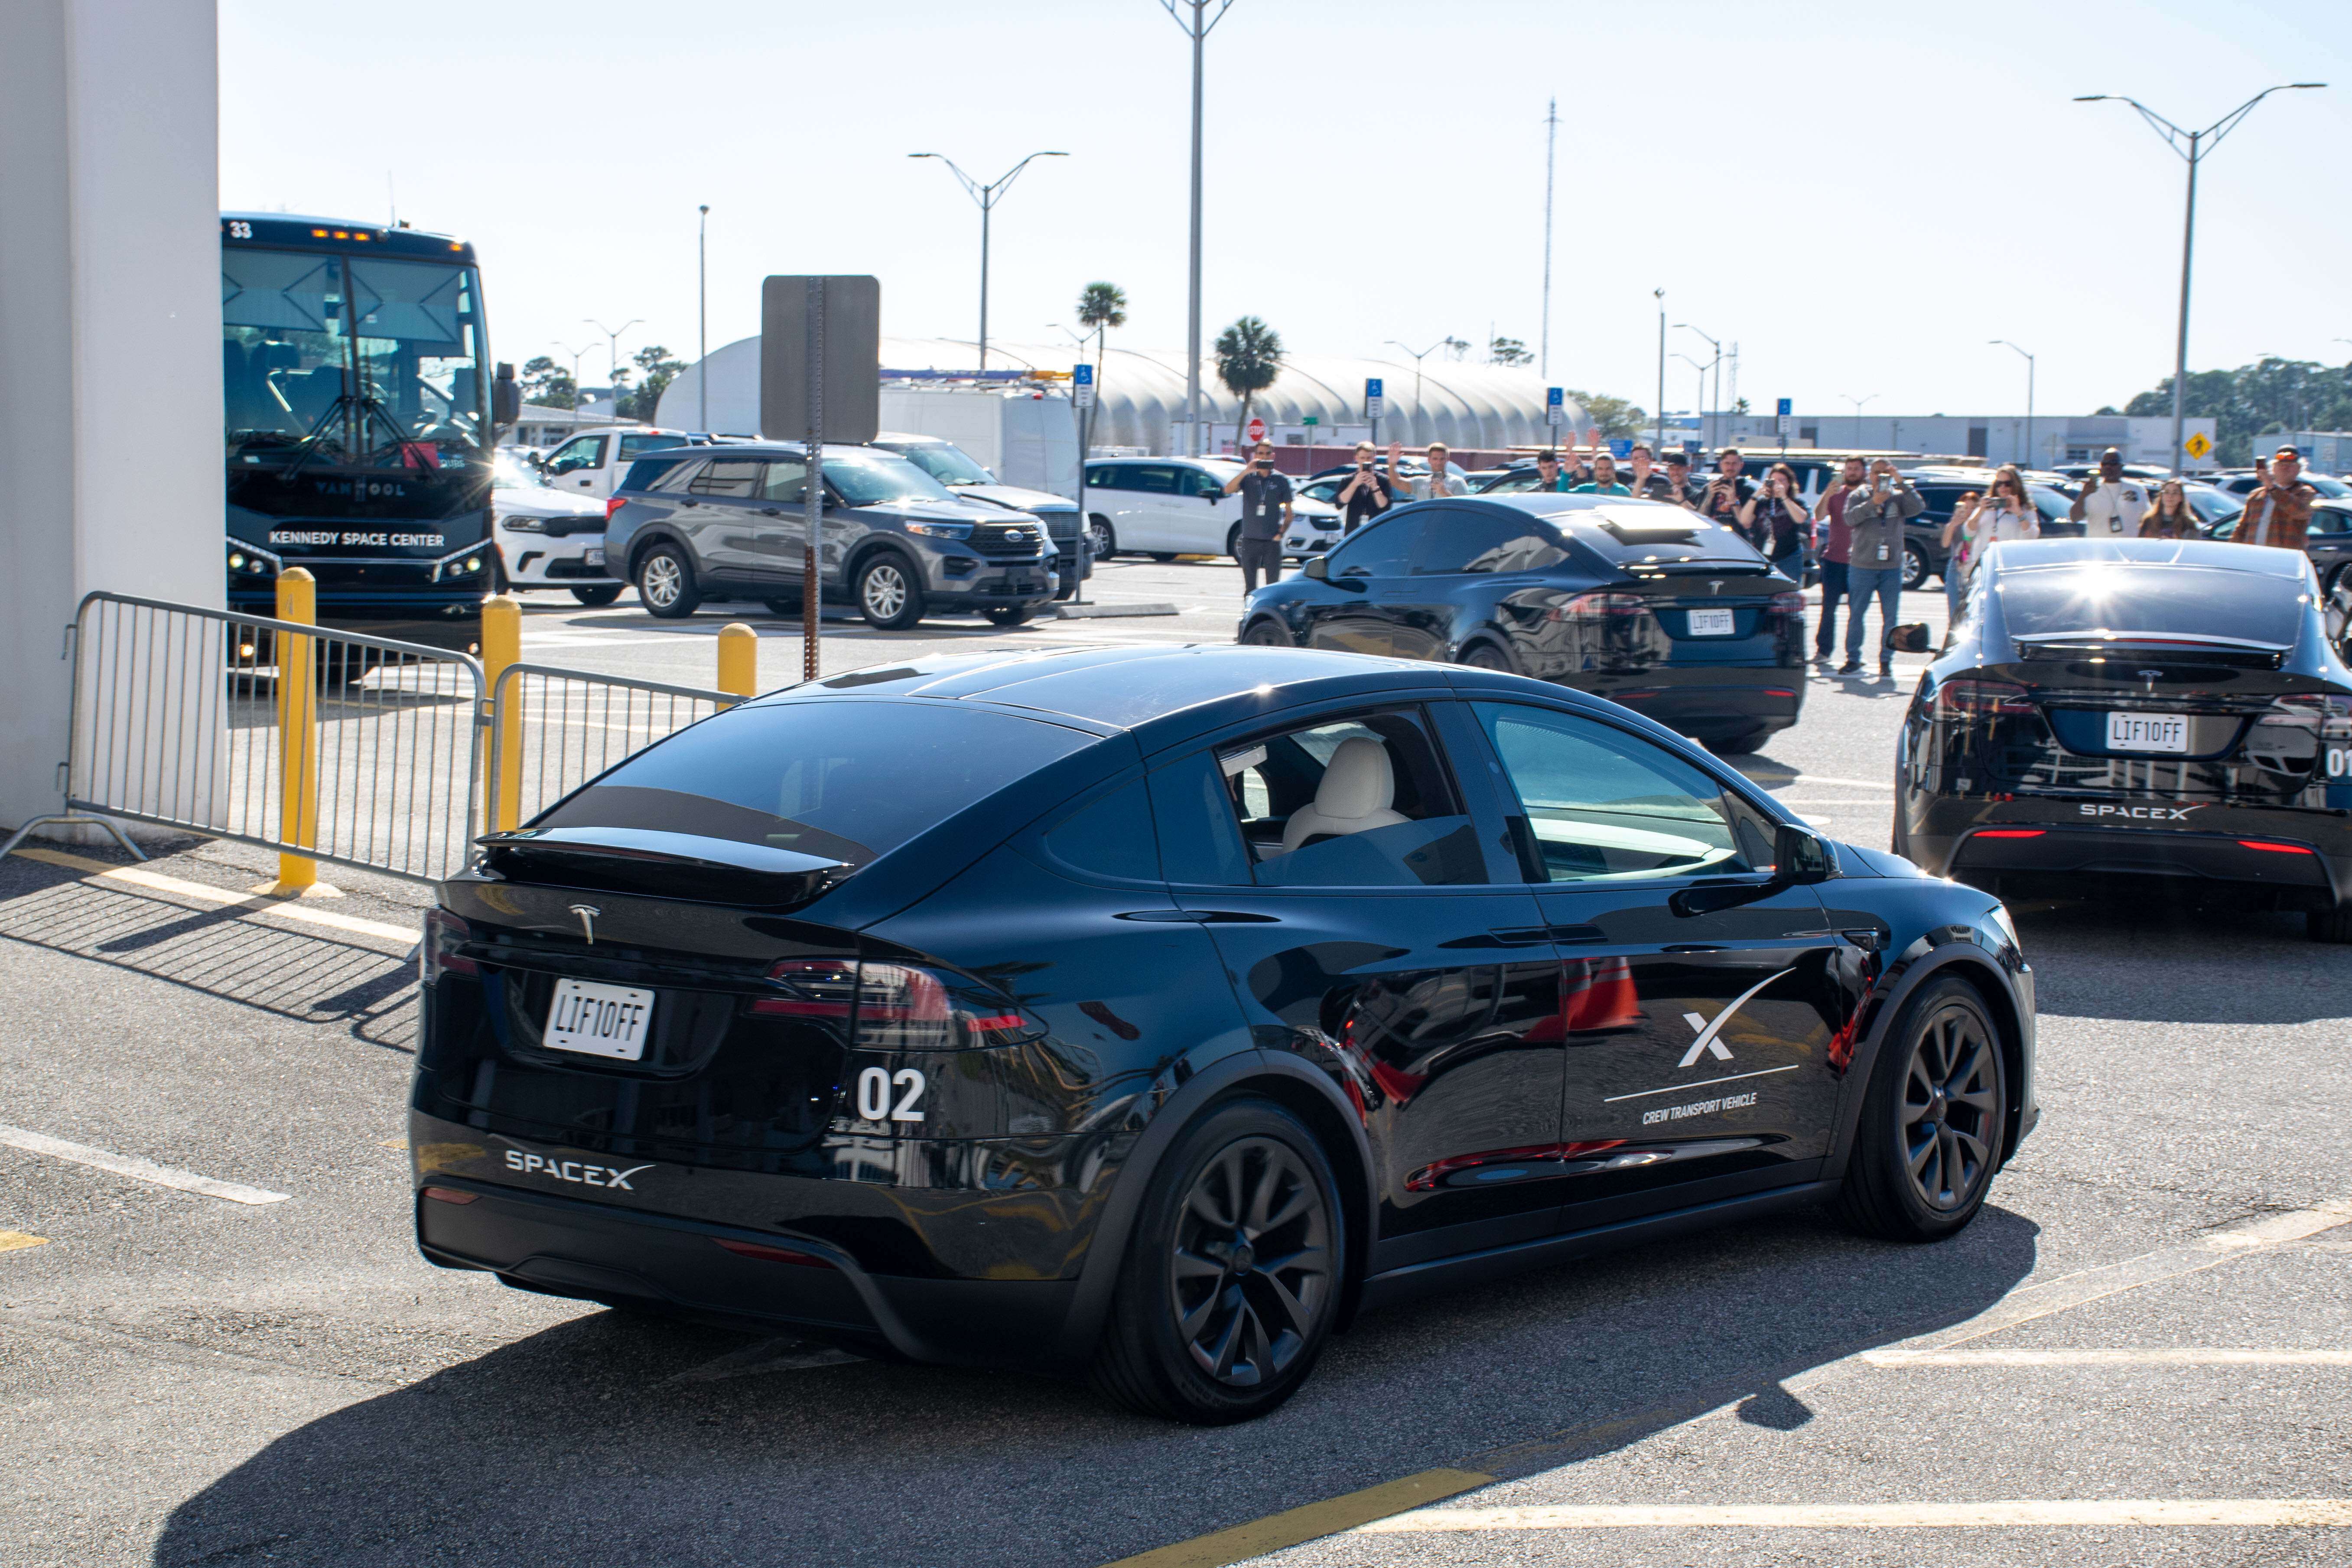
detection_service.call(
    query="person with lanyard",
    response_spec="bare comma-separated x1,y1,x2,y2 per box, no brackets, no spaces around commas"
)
1944,466,2038,641
2139,479,2196,539
1698,449,1757,538
1332,440,1400,534
1221,439,1293,595
1811,457,1867,663
1740,461,1809,579
1837,459,1924,677
2067,447,2151,538
1625,443,1678,503
2232,445,2317,551
1569,452,1632,495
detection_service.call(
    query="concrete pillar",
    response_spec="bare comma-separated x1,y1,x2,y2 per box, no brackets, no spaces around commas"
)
0,0,222,836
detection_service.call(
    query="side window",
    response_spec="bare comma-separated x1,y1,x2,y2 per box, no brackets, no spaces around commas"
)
1472,703,1760,883
761,458,808,503
1130,465,1178,495
1039,777,1158,882
1207,708,1487,888
1409,510,1566,575
647,458,703,492
618,435,676,459
1322,516,1418,579
690,459,761,498
1084,465,1119,490
546,436,606,475
1185,467,1223,498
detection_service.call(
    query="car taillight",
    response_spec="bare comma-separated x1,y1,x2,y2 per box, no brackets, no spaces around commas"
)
750,958,860,1017
420,907,476,983
751,959,1039,1046
2238,839,2314,854
1550,592,1648,623
1769,592,1805,614
1935,678,2036,718
420,1186,479,1204
604,496,627,521
1974,829,2046,839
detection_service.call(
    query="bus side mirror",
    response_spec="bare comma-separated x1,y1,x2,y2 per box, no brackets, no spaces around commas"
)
492,362,521,426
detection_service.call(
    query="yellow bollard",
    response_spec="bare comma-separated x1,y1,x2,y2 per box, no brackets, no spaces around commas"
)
716,622,758,703
265,569,322,895
481,593,523,832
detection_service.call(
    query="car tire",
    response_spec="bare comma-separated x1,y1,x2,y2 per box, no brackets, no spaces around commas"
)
1706,729,1771,755
1901,541,1931,592
1224,523,1244,559
1147,552,1178,563
1829,976,2007,1244
983,607,1033,627
761,597,805,619
1087,1098,1343,1425
1086,517,1117,561
569,583,624,608
2306,906,2352,943
854,553,925,631
1457,641,1516,674
634,543,702,619
1054,576,1077,602
1240,618,1293,647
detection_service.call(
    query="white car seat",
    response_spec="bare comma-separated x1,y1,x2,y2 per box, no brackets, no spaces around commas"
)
1280,737,1411,852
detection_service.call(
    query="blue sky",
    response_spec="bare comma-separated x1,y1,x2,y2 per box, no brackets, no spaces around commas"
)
221,0,2352,420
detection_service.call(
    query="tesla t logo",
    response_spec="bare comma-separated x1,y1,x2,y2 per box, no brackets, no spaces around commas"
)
2137,669,2164,679
1709,580,1724,594
569,904,601,943
1676,969,1793,1068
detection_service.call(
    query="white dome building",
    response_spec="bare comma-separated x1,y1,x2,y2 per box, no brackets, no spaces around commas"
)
660,335,1576,455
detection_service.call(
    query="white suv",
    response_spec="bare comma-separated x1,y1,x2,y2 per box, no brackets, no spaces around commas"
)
491,450,625,605
1080,457,1340,561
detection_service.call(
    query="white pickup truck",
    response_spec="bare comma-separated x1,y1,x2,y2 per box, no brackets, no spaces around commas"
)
538,427,711,499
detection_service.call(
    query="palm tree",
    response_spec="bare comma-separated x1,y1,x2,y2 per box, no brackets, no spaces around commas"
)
1074,282,1126,459
1214,315,1283,445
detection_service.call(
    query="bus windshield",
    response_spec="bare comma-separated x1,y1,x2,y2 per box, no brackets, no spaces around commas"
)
223,247,487,473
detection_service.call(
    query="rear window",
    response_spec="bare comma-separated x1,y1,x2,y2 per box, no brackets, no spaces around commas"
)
620,455,693,492
619,434,689,459
1995,565,2307,645
1567,510,1761,567
535,700,1092,869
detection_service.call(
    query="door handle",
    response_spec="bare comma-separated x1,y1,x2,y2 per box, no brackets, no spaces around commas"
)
680,499,700,508
1115,910,1281,924
761,508,784,517
1661,943,1730,953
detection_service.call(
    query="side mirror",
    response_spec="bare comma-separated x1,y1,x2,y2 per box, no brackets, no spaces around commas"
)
1302,554,1329,580
491,361,521,426
1776,822,1835,884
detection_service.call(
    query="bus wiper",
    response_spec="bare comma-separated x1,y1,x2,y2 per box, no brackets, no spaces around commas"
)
278,391,422,484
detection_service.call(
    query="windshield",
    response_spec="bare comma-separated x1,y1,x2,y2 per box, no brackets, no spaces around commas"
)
2184,488,2243,524
535,699,1092,870
1996,564,2307,645
493,450,550,489
887,442,993,486
825,451,956,507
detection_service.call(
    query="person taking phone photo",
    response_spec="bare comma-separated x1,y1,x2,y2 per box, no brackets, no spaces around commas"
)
1739,462,1809,579
1396,439,1467,500
2068,447,2151,537
1625,443,1678,503
1811,457,1867,663
1334,441,1399,534
1698,448,1756,537
1838,459,1924,677
1223,439,1293,594
1945,467,2038,639
2232,445,2317,550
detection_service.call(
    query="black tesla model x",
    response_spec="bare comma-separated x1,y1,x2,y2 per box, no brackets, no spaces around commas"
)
1236,492,1807,752
1896,537,2352,941
413,644,2036,1422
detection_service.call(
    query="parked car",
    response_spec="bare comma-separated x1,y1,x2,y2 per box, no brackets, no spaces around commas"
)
491,449,625,606
605,443,1057,630
872,431,1091,601
1899,536,2352,941
2052,461,2178,485
1894,470,2082,589
1239,493,1806,753
2208,497,2352,590
1081,457,1340,562
541,428,710,499
2207,469,2352,501
412,642,2035,1422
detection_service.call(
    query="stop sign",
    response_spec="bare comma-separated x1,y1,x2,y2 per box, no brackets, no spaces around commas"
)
1245,416,1266,445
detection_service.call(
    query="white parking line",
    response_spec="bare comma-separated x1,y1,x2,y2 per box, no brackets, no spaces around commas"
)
7,847,417,949
1866,1348,2352,1368
0,1124,289,1205
1357,1500,2352,1532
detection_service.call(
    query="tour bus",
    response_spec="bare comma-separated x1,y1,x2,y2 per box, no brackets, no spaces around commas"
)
221,213,518,654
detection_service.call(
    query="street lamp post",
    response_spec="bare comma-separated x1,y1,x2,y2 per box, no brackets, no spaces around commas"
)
1672,353,1709,446
1674,324,1721,449
585,317,641,415
1991,340,2034,468
1384,340,1445,439
1841,393,1879,451
1653,289,1666,455
566,342,595,412
908,150,1070,375
2075,83,2325,477
1160,0,1235,457
697,205,709,432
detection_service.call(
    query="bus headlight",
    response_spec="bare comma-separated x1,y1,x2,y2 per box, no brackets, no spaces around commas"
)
225,537,282,579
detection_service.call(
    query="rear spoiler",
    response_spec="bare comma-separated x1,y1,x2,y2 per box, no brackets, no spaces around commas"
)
475,826,852,907
2011,633,2290,669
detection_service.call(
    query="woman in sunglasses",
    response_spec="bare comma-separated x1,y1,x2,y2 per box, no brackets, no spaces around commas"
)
1945,467,2039,639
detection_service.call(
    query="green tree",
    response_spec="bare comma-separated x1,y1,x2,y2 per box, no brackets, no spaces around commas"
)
1566,389,1648,439
618,345,687,423
1442,335,1472,361
1487,336,1532,366
1213,315,1283,439
1731,396,1750,416
2116,358,2352,465
519,355,576,410
1075,281,1127,444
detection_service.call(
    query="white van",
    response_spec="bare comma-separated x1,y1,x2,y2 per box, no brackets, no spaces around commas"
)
1081,456,1340,561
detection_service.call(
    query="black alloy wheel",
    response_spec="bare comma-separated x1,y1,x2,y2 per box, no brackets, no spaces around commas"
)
1241,618,1294,647
1090,1100,1342,1424
983,606,1033,627
635,543,702,619
1831,977,2006,1242
854,554,925,631
1086,517,1117,561
569,583,624,608
1900,540,1932,592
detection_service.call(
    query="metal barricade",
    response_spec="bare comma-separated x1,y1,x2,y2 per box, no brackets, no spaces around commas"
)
44,590,485,885
487,664,740,829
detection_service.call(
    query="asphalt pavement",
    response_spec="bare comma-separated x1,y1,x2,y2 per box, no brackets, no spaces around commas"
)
3,558,2348,1568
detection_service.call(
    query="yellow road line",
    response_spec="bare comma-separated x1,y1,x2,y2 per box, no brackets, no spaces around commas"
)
1359,1499,2352,1532
1867,1348,2352,1368
1097,1470,1495,1568
8,846,417,947
0,1230,48,1252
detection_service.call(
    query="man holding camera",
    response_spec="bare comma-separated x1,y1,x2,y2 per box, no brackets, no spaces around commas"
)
2234,444,2318,550
1838,459,1924,677
1223,439,1293,594
1698,449,1756,533
1626,443,1679,503
1333,440,1400,533
2068,447,2151,538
